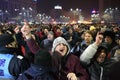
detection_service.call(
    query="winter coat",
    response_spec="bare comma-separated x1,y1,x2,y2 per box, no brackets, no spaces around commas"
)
88,60,113,80
109,45,120,57
109,59,120,80
25,38,89,80
17,64,55,80
80,43,114,80
52,53,89,80
80,43,98,65
0,47,30,80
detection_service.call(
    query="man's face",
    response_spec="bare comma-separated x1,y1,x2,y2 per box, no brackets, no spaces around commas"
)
105,36,112,44
84,33,93,43
55,43,68,56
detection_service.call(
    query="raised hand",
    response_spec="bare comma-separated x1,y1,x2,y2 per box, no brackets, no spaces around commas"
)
67,73,77,80
95,32,104,46
21,21,32,39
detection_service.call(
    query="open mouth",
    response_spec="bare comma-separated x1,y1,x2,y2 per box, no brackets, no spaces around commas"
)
59,49,64,53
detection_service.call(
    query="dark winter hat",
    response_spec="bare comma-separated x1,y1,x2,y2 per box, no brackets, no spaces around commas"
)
104,30,115,40
34,49,52,67
0,33,14,46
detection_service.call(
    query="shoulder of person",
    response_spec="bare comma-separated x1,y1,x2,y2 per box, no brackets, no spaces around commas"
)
9,55,30,77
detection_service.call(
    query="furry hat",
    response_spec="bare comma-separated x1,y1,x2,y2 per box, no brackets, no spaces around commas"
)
52,37,70,54
0,33,14,46
104,30,115,40
34,49,52,67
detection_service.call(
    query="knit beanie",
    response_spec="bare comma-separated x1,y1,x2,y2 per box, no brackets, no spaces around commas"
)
0,33,14,46
52,37,70,54
34,49,52,67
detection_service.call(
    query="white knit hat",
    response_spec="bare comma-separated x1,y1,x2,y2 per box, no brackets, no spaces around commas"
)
52,37,70,54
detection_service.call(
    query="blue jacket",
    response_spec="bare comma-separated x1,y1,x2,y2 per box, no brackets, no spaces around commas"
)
0,47,30,79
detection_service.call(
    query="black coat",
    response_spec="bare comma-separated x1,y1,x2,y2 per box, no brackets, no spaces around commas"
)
17,64,55,80
88,59,114,80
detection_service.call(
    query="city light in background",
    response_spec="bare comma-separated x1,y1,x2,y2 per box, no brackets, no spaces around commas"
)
0,0,120,24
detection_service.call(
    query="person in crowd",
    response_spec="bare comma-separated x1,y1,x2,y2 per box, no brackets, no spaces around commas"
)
80,32,114,80
54,27,63,38
20,22,89,80
80,32,104,65
41,27,50,40
17,49,55,80
102,30,118,58
80,30,94,53
33,26,50,47
51,37,89,80
35,26,43,39
109,39,120,80
112,27,120,43
0,33,30,80
70,30,94,57
109,36,120,57
108,35,120,80
62,27,78,47
14,25,34,63
89,25,97,41
87,46,112,80
108,56,120,80
40,31,55,51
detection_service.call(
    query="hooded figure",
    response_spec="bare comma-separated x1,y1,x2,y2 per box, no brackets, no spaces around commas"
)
52,37,89,80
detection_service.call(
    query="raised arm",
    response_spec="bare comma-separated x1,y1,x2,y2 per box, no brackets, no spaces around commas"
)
21,22,40,54
80,32,104,64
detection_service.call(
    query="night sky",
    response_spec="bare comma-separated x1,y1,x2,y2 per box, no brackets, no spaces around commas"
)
37,0,120,20
37,0,99,19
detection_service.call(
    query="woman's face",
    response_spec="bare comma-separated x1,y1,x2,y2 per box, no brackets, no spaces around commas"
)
55,43,68,56
97,51,106,63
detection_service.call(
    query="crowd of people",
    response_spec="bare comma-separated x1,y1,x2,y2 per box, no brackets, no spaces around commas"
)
0,21,120,80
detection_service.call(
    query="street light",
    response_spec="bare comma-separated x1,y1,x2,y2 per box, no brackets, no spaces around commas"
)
70,8,82,22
